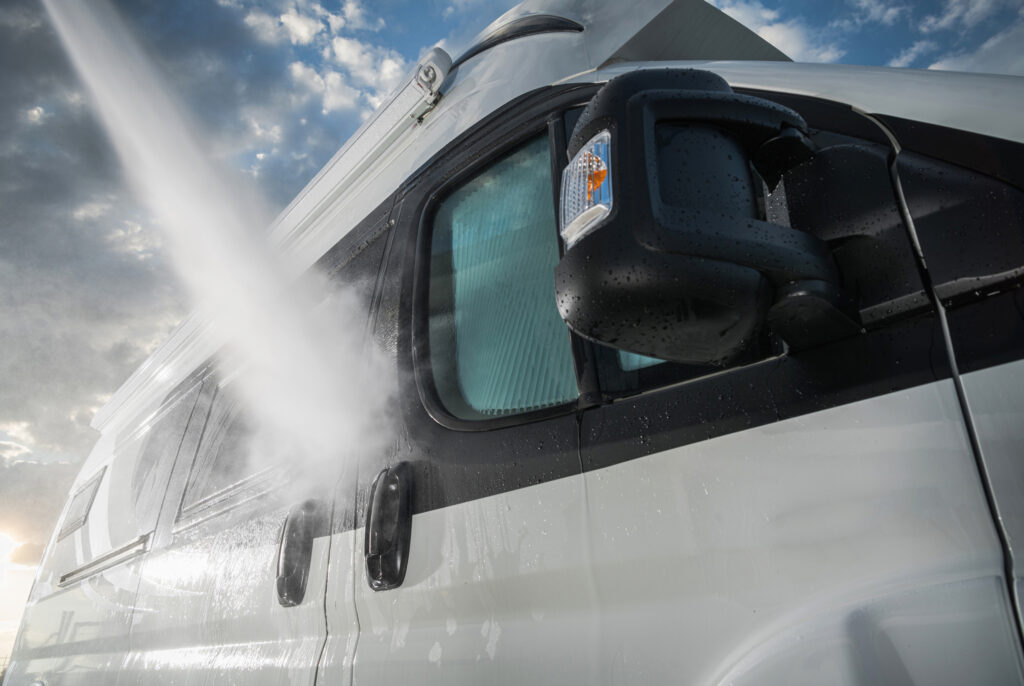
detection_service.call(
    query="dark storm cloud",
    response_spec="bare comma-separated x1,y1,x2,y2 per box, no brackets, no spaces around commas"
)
0,0,183,463
0,0,187,464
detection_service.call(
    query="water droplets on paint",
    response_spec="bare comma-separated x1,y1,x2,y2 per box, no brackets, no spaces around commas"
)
44,0,394,497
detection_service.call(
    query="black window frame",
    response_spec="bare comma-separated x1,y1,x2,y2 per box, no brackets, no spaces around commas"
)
406,84,601,432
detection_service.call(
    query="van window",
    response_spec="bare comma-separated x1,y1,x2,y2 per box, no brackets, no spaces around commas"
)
427,135,578,420
57,466,106,539
180,387,261,512
130,380,202,527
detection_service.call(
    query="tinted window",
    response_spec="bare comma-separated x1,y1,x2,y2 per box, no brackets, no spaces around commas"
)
427,135,577,420
131,381,202,526
180,386,260,512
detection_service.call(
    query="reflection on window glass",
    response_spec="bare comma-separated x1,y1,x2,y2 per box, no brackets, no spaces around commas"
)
428,135,577,419
58,466,106,539
182,387,261,511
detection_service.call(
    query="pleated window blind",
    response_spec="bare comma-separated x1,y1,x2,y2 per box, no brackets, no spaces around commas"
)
428,135,578,420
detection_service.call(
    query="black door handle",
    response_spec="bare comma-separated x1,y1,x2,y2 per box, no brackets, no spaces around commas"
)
276,498,324,607
365,462,412,591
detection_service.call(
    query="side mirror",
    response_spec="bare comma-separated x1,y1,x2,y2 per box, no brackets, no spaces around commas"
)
554,69,859,365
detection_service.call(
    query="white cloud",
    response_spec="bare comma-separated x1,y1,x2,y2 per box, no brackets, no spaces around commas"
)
921,0,1011,33
247,116,283,144
289,61,362,114
710,1,844,62
326,12,345,33
0,5,43,32
888,39,939,67
330,36,407,94
342,0,385,31
852,0,907,26
21,106,46,125
323,72,362,113
0,441,31,462
442,0,484,20
244,11,286,43
831,0,909,30
72,199,113,221
290,60,325,93
0,423,34,450
928,13,1024,76
279,6,323,45
106,221,162,261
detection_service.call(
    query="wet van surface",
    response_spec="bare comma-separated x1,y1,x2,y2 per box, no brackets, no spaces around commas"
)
6,0,1024,684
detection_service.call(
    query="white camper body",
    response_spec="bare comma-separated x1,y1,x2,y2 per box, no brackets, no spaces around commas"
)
7,0,1024,684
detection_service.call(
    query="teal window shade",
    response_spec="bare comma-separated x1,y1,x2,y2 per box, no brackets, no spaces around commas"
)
428,135,578,419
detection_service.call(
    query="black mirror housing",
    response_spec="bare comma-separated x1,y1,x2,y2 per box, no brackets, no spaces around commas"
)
555,69,855,365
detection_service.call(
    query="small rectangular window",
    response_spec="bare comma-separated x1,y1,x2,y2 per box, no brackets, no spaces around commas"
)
58,466,107,540
427,135,578,420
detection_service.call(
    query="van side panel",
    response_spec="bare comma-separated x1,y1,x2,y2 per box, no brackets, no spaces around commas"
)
122,502,332,685
960,360,1024,630
582,380,1023,685
6,384,194,685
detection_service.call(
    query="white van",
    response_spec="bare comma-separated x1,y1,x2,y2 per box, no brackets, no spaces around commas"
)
7,0,1024,683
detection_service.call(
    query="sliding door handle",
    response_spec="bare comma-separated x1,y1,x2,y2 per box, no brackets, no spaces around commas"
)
365,462,412,591
276,498,325,607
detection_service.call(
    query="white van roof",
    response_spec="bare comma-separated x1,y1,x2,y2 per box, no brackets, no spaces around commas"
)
90,0,1024,440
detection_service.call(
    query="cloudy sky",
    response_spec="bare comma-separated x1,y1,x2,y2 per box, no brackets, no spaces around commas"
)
1,0,1023,661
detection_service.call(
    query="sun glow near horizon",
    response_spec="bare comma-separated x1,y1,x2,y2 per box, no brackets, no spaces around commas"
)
0,531,36,663
0,532,16,562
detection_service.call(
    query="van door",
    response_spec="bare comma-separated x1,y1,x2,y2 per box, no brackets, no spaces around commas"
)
124,205,392,685
576,96,1024,684
887,118,1024,636
343,88,602,685
121,365,338,686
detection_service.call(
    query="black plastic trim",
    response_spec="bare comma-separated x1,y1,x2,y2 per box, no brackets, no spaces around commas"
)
364,463,413,591
878,113,1024,193
738,87,1024,195
947,286,1024,375
581,312,951,472
451,14,584,70
733,89,889,146
276,498,326,606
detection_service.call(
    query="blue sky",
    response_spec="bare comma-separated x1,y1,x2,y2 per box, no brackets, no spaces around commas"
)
1,0,1023,657
713,0,1024,68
